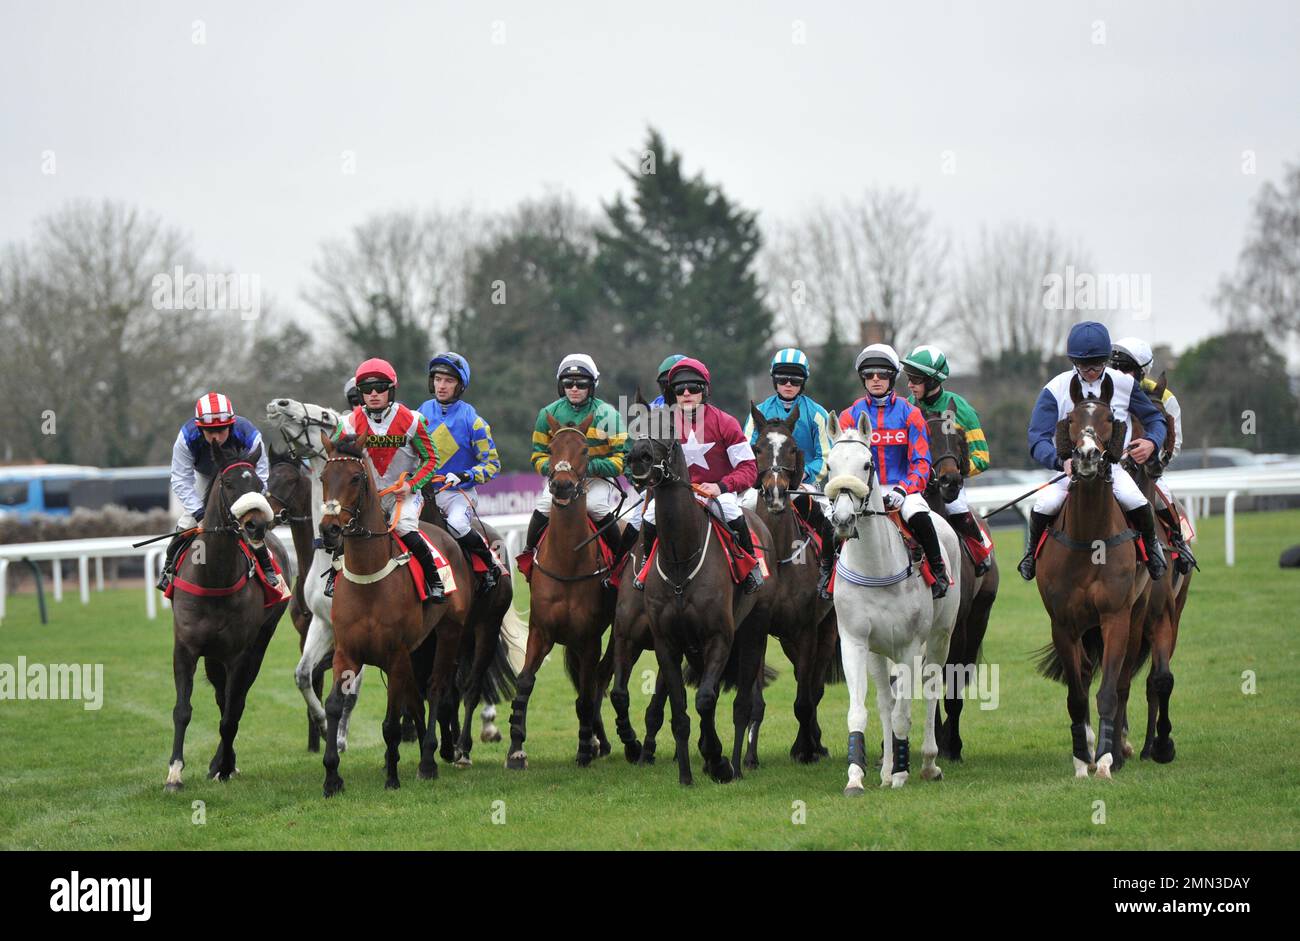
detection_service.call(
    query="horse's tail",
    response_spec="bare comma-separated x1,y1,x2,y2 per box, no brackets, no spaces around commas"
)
476,630,520,706
685,656,779,692
500,605,529,676
1033,628,1104,685
1131,632,1153,678
825,633,846,685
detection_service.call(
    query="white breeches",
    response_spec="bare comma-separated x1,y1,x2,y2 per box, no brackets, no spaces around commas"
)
1155,477,1174,507
381,490,425,536
897,490,931,522
534,477,623,519
1033,466,1147,515
626,491,652,530
644,490,743,526
944,485,970,515
436,488,475,537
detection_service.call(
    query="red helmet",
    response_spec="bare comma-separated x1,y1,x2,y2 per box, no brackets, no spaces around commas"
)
355,358,398,387
667,357,711,386
194,392,236,428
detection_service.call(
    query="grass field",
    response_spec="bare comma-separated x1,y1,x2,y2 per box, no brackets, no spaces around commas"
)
2,511,1298,850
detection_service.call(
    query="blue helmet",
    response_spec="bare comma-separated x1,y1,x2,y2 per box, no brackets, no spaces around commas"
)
1066,322,1111,360
770,347,810,379
428,352,471,396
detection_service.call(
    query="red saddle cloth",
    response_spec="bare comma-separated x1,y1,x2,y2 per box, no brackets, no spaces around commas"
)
165,540,289,609
792,503,824,558
634,516,767,588
823,514,950,597
961,515,994,567
514,518,615,584
401,531,458,601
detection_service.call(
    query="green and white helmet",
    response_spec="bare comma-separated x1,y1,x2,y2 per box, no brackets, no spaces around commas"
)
903,345,950,383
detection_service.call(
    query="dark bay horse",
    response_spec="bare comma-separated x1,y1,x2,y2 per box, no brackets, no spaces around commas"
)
1032,374,1149,780
317,435,474,795
165,441,290,791
624,423,773,785
748,404,840,765
923,415,1000,762
1119,375,1192,763
265,446,327,751
508,415,615,770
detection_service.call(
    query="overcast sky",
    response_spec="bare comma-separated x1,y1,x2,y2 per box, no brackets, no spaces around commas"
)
3,0,1298,361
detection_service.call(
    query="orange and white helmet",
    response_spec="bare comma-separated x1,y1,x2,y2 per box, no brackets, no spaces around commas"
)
195,392,236,428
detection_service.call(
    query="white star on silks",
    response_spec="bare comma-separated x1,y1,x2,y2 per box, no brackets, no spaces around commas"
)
681,430,715,469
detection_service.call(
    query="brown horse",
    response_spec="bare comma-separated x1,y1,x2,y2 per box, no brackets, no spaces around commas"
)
623,422,773,785
1032,374,1150,779
748,404,841,765
265,446,327,751
165,441,290,791
922,416,1000,762
1118,375,1192,763
317,434,474,795
419,494,521,766
508,415,616,770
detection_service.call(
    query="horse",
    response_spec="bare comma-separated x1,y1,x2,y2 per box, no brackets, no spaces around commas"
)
922,415,1000,762
317,434,474,795
1031,373,1150,780
264,398,368,752
508,415,615,770
748,403,841,764
824,414,961,793
1117,374,1192,764
622,414,774,785
265,445,328,751
165,440,291,791
418,492,525,766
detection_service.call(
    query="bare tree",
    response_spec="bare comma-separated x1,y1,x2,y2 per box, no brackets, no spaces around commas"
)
1216,158,1300,335
761,188,948,354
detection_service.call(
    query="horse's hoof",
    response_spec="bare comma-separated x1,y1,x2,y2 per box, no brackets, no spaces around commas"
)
307,742,320,754
323,778,345,798
844,783,865,797
1152,738,1176,764
624,741,643,764
597,741,612,758
453,756,472,769
709,758,734,784
743,756,759,770
575,750,593,768
679,774,694,787
921,765,943,782
890,771,909,789
337,739,348,754
385,779,400,790
506,751,528,771
480,725,502,743
637,751,656,767
1121,741,1134,759
1073,757,1090,778
163,781,183,793
1094,753,1114,780
440,747,457,764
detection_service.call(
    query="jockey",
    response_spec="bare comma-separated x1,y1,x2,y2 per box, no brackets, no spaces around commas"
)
519,354,629,577
1110,336,1196,574
902,344,994,577
635,357,764,594
158,393,277,591
1019,321,1169,582
742,347,837,595
344,377,362,410
837,344,949,599
331,358,447,603
649,353,686,408
417,352,502,594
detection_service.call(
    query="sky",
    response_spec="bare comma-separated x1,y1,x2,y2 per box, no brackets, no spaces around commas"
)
3,0,1298,362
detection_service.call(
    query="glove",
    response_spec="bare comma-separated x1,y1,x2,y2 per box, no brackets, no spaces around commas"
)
883,487,906,511
442,472,461,488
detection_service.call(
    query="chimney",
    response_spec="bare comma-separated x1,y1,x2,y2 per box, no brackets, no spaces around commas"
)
859,314,885,347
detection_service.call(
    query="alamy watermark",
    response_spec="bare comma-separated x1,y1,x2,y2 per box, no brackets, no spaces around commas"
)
151,265,261,320
1042,265,1151,320
890,655,1000,711
0,657,103,710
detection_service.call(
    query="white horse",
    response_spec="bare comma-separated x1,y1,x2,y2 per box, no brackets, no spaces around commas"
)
825,415,961,793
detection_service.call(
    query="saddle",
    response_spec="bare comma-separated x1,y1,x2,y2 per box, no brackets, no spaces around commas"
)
515,518,616,584
165,540,289,608
633,515,767,589
824,516,949,596
1032,494,1148,562
334,531,458,602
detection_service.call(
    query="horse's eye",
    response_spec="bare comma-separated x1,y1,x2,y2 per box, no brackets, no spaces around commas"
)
863,461,871,472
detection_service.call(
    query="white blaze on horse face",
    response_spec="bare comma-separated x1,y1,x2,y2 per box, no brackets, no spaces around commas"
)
321,499,341,516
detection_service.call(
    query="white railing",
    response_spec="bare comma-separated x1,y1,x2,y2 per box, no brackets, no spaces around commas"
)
2,468,1297,623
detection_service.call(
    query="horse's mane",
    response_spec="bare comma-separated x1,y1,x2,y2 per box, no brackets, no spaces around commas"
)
333,434,366,460
268,442,297,466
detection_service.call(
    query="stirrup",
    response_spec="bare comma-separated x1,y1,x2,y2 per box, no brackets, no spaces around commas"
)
817,570,833,601
929,565,949,599
742,569,763,595
323,569,337,598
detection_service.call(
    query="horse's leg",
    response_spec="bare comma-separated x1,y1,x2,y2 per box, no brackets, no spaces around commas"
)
307,654,328,753
639,666,668,766
383,654,418,790
655,642,693,786
294,615,334,742
204,657,229,778
729,625,766,777
1094,610,1137,780
506,626,552,771
745,663,768,769
809,614,837,758
337,665,364,754
437,684,459,764
211,614,278,782
866,651,895,788
1147,611,1177,763
788,630,818,763
886,639,919,789
1055,627,1093,779
322,649,356,797
695,631,734,784
574,639,600,767
840,634,871,796
165,642,199,791
421,622,464,779
591,639,613,758
456,621,496,765
921,624,954,783
610,631,643,763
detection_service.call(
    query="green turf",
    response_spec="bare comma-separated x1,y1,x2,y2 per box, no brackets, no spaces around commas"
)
1,510,1297,850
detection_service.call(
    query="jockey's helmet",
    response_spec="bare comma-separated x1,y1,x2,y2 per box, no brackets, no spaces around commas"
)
355,358,398,410
343,377,362,409
194,393,236,428
556,353,599,398
770,348,810,382
854,344,900,379
666,357,710,404
903,345,950,387
428,352,471,396
1110,337,1153,379
657,354,687,386
1066,321,1111,361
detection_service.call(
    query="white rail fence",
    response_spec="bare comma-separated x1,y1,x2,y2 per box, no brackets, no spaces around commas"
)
2,466,1298,624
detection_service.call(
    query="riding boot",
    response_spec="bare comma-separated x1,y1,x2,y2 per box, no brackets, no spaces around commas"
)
727,517,764,595
455,530,498,595
523,509,548,553
399,531,448,604
949,511,991,576
633,523,657,590
250,542,282,587
907,511,949,599
1018,511,1054,581
156,532,186,591
1125,504,1168,581
1156,503,1196,574
817,519,838,601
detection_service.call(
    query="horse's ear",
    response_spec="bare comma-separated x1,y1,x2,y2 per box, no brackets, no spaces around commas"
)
546,413,561,433
1154,370,1167,398
1100,373,1114,404
1069,374,1083,405
829,417,841,442
1055,419,1073,463
787,402,801,428
636,386,649,409
750,402,767,431
322,436,335,456
856,411,871,437
247,442,262,469
578,414,594,434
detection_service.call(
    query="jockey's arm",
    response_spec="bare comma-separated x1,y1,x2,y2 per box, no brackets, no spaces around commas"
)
901,410,931,493
1163,392,1183,459
1028,387,1064,471
586,408,628,478
405,413,440,491
169,429,204,517
467,416,501,485
530,410,552,477
804,406,832,485
954,396,990,476
251,430,271,489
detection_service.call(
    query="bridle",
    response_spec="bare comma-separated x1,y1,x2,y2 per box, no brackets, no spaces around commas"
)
826,437,891,522
319,455,388,540
547,426,592,499
627,431,683,489
205,460,262,536
266,461,313,524
277,408,337,463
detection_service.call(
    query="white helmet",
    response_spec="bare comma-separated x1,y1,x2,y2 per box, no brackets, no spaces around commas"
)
854,343,901,376
1111,336,1154,372
557,353,599,382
